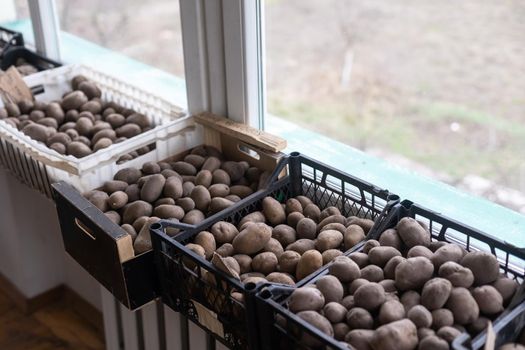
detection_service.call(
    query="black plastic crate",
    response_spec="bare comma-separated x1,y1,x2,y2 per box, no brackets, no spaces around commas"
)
150,152,399,349
256,200,525,350
0,26,24,57
1,46,61,74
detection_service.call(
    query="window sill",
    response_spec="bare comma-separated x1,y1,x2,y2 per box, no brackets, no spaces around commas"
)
4,19,524,247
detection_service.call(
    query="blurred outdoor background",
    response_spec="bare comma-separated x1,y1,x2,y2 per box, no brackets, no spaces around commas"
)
11,0,525,213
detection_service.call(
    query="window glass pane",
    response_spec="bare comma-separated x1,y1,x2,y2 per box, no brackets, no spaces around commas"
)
56,0,185,78
265,0,525,213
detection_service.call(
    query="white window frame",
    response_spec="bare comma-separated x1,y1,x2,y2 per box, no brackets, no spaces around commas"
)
179,0,266,129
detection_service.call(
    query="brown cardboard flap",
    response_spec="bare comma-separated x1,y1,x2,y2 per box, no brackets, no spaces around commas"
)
194,112,287,152
0,67,33,103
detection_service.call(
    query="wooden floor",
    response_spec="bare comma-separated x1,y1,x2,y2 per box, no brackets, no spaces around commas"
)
0,289,105,350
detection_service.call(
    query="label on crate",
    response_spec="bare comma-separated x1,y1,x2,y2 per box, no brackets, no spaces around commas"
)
192,299,225,338
484,321,495,350
0,67,33,103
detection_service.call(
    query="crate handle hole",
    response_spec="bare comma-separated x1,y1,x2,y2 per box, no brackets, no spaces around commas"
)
237,144,260,160
74,218,96,240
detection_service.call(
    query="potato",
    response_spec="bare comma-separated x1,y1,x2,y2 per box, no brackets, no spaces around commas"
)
286,239,316,255
87,190,109,212
379,279,397,293
182,209,205,225
105,211,121,225
431,309,454,330
436,326,461,344
296,311,334,347
419,278,452,311
445,287,479,325
349,251,369,268
190,185,211,212
78,80,101,99
265,272,294,285
105,113,126,129
22,123,51,142
371,319,418,350
461,251,499,285
50,143,66,154
46,132,71,147
220,161,243,182
232,254,252,274
354,282,385,311
407,245,433,259
102,180,127,194
378,299,405,325
369,246,402,267
193,170,212,188
396,217,431,248
401,291,421,313
296,218,317,240
93,137,112,152
210,221,238,244
492,277,519,304
272,224,296,247
140,161,160,175
238,211,266,229
315,229,343,252
232,222,272,255
345,329,374,350
209,197,235,213
139,174,165,202
181,181,194,197
278,250,301,274
378,228,403,250
289,287,325,312
61,90,88,110
383,255,404,280
341,295,355,310
322,249,343,264
124,184,140,202
29,109,45,122
75,136,92,147
216,243,234,257
418,335,449,350
472,285,504,315
208,184,229,198
285,198,303,215
80,100,102,115
407,305,432,328
126,113,150,129
44,102,63,121
296,250,323,280
153,204,184,220
438,261,474,288
229,185,253,198
349,278,369,295
417,328,435,341
431,244,464,269
264,238,284,258
92,128,116,144
250,252,278,274
347,307,374,329
262,197,286,225
360,265,384,282
65,141,91,158
121,224,137,241
318,215,346,232
395,256,434,291
467,316,490,335
303,204,321,221
333,323,350,341
363,239,380,254
316,275,344,303
287,212,304,229
123,200,153,224
161,176,183,200
329,256,360,283
108,191,128,210
114,168,142,184
321,222,346,235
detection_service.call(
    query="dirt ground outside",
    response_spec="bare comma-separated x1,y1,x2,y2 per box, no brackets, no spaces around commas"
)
13,0,525,213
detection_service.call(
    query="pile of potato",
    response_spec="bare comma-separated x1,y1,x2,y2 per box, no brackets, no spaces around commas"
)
182,196,375,287
283,217,519,350
0,57,39,76
84,145,272,255
0,74,153,159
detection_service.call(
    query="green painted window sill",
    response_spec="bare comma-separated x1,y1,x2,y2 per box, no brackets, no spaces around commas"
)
4,20,524,247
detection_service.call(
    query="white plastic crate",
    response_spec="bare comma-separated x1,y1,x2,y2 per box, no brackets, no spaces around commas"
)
0,64,190,197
